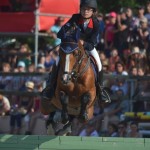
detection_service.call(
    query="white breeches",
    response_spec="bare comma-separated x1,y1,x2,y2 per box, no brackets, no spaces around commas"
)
88,48,102,72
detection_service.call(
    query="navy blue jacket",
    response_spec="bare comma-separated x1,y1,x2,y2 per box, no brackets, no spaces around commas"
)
57,14,100,51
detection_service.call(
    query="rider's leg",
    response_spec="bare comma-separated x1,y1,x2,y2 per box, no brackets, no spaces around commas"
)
88,48,110,102
88,48,102,72
41,57,59,100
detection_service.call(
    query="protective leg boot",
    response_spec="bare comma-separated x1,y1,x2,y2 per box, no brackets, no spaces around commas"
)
96,71,111,103
41,64,58,100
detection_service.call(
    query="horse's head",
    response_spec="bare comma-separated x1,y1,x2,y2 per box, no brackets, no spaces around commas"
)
59,40,85,85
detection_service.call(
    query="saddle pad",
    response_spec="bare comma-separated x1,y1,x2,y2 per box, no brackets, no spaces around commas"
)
90,55,98,82
60,43,78,54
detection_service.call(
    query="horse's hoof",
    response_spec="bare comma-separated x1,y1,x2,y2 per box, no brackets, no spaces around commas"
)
55,122,72,136
78,113,88,123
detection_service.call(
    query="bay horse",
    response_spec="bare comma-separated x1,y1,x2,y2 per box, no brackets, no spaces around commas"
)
40,27,97,134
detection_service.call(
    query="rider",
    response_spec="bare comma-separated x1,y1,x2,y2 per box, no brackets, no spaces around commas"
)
41,0,109,102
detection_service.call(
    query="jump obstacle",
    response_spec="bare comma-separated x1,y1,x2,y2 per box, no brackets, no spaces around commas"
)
0,134,150,150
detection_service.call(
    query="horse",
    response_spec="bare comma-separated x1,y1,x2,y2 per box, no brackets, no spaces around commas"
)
40,26,98,135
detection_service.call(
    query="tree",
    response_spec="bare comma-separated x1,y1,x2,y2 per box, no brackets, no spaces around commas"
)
97,0,148,13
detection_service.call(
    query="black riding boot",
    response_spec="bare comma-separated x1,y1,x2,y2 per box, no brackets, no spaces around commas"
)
41,64,59,100
97,71,111,102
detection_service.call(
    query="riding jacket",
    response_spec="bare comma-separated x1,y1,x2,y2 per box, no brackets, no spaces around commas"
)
57,14,100,51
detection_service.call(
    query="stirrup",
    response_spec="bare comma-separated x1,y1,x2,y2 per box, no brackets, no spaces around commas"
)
99,86,111,103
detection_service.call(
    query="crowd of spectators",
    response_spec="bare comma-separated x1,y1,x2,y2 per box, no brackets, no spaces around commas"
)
0,2,150,137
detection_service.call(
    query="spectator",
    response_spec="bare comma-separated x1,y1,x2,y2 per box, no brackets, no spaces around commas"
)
21,81,40,135
128,47,147,71
112,61,128,75
108,48,120,72
125,7,139,47
111,78,128,96
7,49,18,70
26,63,36,83
117,121,128,137
25,92,44,135
18,81,34,134
0,94,10,116
48,16,65,46
9,103,22,134
102,61,111,74
126,7,139,32
137,67,145,76
79,120,99,137
136,5,146,27
96,13,105,50
18,81,34,115
27,63,35,73
135,18,149,51
99,51,109,66
33,64,45,91
71,118,85,136
9,81,34,135
105,123,118,137
129,66,138,76
17,44,32,68
104,11,117,57
132,67,148,112
113,8,130,57
44,50,59,72
0,62,12,91
127,121,142,138
145,1,150,32
12,61,27,91
122,49,131,67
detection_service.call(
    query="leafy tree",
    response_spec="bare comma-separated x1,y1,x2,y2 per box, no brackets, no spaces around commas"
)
97,0,149,13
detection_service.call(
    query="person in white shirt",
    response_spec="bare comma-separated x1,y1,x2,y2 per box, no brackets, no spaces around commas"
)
79,120,99,137
0,94,10,116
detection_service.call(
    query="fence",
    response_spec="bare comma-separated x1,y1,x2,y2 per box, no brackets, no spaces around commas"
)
0,72,150,112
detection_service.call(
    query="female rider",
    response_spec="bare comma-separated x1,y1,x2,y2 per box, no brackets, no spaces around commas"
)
42,0,110,102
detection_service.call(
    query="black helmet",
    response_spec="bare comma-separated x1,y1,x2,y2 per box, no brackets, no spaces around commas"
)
80,0,97,11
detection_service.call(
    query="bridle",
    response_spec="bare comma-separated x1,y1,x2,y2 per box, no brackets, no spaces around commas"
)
60,41,91,84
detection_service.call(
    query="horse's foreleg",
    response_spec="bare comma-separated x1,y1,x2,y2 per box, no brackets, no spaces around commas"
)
60,91,69,124
79,92,90,122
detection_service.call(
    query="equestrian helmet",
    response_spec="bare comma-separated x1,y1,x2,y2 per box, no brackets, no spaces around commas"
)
80,0,97,11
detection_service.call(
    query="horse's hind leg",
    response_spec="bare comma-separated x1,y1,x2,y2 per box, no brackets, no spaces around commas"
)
79,92,90,122
60,91,69,124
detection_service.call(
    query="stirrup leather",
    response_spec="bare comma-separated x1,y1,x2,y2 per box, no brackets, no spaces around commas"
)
96,84,111,103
